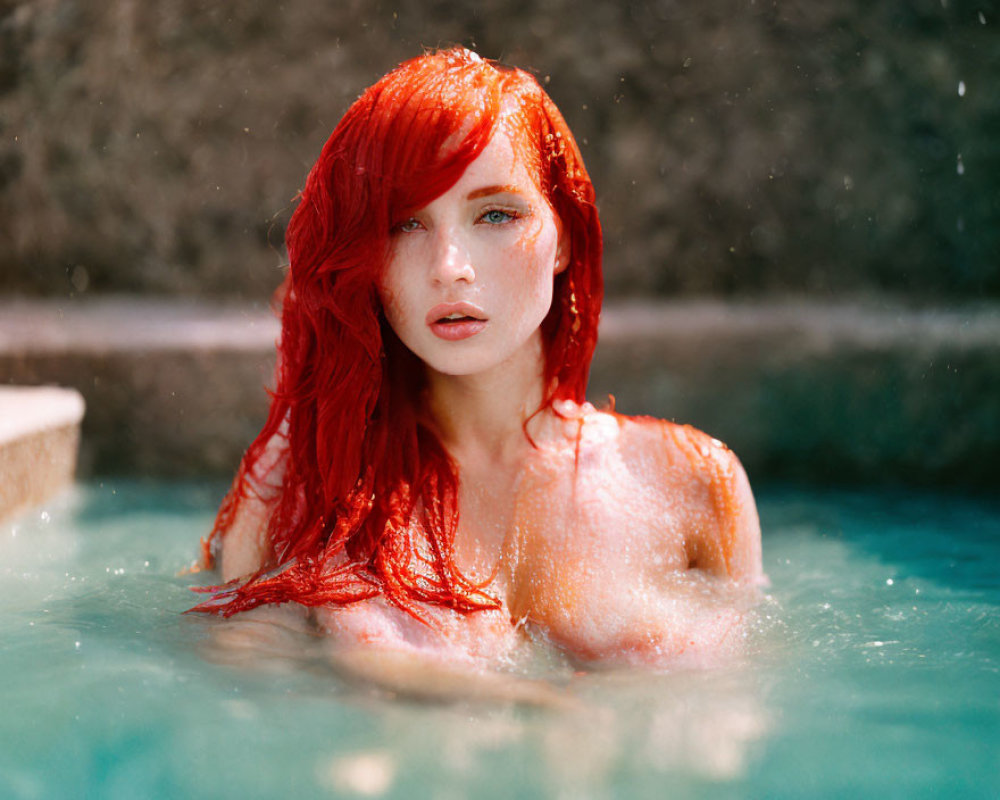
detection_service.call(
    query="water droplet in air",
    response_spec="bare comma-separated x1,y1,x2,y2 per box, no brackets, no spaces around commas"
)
979,11,986,24
40,511,50,523
958,81,966,96
956,154,965,175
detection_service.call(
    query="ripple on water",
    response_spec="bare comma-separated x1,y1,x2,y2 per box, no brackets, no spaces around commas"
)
0,482,997,799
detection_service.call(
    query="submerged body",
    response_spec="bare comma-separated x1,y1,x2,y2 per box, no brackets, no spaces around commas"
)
221,403,762,669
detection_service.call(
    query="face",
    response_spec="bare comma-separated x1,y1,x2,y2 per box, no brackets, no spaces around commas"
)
378,128,567,380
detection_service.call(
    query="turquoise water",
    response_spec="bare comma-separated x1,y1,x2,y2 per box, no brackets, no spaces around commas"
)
1,482,997,799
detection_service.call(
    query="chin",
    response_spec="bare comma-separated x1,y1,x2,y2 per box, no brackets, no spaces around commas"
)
422,352,504,377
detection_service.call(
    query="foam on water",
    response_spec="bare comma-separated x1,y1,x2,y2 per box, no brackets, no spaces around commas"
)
1,481,997,799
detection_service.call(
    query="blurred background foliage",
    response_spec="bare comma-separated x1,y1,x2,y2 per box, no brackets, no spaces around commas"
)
1,0,997,301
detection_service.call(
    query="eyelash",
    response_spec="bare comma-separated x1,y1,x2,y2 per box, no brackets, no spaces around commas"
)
394,218,422,234
478,208,520,225
392,207,524,234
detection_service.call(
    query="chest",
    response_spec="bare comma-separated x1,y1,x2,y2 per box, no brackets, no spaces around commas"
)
501,433,693,651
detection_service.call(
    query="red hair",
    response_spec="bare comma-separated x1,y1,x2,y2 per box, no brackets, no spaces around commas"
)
192,48,603,618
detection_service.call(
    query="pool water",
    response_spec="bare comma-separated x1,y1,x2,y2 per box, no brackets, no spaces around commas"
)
1,481,997,799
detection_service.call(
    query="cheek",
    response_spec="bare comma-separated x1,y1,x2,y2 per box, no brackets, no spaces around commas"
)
495,239,556,323
511,225,558,289
376,266,409,334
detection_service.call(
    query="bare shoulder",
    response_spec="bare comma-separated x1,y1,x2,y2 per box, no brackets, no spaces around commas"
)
606,411,764,583
510,406,765,664
217,433,287,582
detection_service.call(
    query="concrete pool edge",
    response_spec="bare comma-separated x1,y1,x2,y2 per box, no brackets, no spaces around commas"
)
0,385,85,522
1,296,997,487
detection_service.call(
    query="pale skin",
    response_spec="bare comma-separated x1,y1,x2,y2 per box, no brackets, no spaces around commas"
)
216,128,764,700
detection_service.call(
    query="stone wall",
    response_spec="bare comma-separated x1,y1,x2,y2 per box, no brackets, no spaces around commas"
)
2,0,997,301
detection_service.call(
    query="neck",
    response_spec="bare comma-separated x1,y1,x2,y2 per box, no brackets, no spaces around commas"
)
424,333,548,468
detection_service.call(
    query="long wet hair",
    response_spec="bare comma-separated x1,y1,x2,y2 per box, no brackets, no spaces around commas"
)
192,48,603,619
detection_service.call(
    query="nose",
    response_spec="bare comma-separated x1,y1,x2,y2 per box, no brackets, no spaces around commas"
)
431,226,475,285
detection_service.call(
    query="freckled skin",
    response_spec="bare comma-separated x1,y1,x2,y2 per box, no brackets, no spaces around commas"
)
505,406,763,666
220,410,763,668
305,405,763,668
378,129,566,380
220,130,764,669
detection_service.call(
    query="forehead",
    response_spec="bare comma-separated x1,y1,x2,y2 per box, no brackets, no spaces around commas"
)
451,125,542,194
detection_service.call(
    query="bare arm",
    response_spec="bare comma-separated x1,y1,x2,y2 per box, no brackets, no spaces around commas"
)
326,646,570,707
218,491,271,582
659,422,764,584
202,596,567,706
217,433,287,582
689,445,764,584
315,602,571,708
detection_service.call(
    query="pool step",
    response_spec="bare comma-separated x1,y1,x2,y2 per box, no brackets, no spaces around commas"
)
0,386,85,522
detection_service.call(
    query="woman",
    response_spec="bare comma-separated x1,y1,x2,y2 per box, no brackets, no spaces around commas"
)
193,48,763,674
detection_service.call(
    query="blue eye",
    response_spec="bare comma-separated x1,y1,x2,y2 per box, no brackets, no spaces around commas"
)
481,209,515,225
395,218,422,233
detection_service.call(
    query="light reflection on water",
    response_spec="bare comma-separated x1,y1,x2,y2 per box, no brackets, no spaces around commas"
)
0,481,997,799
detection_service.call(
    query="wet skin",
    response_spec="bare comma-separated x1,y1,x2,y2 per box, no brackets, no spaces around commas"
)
377,127,567,381
313,403,762,669
219,129,764,671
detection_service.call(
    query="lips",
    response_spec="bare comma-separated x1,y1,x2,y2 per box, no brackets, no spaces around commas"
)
426,302,488,341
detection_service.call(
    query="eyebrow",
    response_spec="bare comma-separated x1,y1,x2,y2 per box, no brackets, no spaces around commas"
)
466,184,523,200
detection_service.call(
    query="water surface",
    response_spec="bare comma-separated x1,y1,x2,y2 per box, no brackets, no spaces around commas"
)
1,481,997,799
